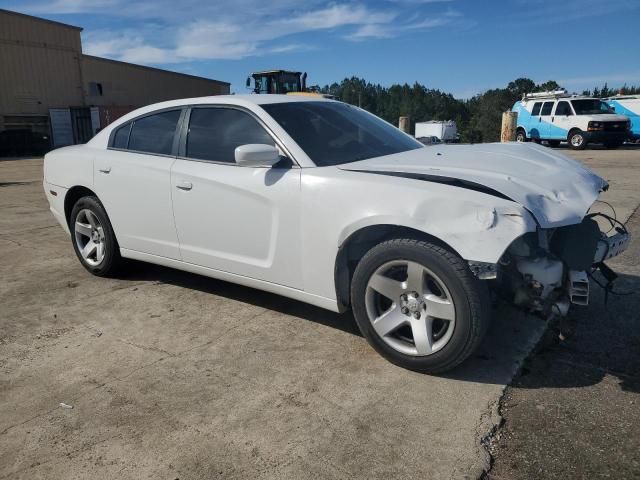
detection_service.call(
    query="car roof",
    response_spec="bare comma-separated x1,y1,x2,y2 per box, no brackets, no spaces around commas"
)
153,94,333,109
524,96,598,103
87,94,335,148
107,94,334,122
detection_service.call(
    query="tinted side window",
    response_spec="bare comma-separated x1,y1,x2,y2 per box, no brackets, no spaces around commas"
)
128,110,181,155
112,123,131,149
531,102,543,116
541,102,554,116
186,108,275,163
555,101,572,116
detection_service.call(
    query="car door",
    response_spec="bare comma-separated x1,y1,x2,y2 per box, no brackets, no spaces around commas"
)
538,101,555,139
170,106,302,287
551,100,574,139
93,108,184,259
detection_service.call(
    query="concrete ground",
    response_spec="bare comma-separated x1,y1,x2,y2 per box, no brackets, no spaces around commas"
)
1,147,639,479
486,146,640,480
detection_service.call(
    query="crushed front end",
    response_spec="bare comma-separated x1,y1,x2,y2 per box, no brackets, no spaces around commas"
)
487,210,630,318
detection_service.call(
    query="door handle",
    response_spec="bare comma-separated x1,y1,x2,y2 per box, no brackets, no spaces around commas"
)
176,181,193,191
98,167,111,174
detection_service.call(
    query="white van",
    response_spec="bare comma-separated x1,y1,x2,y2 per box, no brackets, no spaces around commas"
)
606,95,640,142
512,90,630,149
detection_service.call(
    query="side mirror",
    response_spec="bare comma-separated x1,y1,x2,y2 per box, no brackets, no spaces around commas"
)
235,144,280,167
246,77,251,88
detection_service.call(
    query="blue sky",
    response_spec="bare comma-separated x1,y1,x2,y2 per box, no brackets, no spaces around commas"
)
3,0,639,98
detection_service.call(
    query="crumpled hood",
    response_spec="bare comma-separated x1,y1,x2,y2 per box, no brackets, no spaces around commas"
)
339,142,607,228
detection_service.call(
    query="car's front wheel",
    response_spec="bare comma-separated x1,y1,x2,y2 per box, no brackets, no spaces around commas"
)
568,130,587,150
351,239,490,373
70,196,122,276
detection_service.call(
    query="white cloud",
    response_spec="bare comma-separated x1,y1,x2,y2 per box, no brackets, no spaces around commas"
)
557,72,640,88
511,0,639,24
346,8,461,40
386,0,453,3
12,0,462,63
19,0,119,13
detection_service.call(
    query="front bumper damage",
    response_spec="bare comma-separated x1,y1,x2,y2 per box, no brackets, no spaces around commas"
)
469,212,630,318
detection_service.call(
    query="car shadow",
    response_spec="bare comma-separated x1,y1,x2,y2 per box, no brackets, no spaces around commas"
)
119,260,361,336
505,271,640,394
117,261,638,389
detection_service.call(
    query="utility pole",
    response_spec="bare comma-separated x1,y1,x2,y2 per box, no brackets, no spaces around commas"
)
501,111,517,142
398,116,410,134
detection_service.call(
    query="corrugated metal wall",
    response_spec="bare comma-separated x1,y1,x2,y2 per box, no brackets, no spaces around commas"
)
0,10,84,121
82,55,229,106
0,8,230,153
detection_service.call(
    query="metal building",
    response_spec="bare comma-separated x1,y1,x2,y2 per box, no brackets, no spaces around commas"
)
0,9,230,155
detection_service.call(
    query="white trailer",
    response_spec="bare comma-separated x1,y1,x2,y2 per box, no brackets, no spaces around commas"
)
415,120,458,142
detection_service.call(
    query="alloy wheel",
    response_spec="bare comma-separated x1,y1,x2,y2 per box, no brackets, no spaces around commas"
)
74,209,106,266
570,133,584,148
364,260,456,356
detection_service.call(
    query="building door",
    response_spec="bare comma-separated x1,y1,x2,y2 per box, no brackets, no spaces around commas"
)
49,108,74,147
70,107,93,144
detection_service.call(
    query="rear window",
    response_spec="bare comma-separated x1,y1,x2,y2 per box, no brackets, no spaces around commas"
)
541,102,554,116
555,101,572,116
128,110,181,155
531,102,543,116
112,124,130,149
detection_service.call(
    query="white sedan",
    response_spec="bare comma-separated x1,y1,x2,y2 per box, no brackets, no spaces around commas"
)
44,95,628,372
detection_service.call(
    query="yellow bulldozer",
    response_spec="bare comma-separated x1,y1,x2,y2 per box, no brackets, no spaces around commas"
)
246,70,334,98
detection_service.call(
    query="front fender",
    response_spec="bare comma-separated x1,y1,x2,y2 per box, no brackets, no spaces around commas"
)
301,168,537,302
337,201,536,265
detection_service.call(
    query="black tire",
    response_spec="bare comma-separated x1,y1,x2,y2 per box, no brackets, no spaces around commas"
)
568,130,587,150
69,196,123,276
515,129,527,142
547,140,561,148
350,239,490,373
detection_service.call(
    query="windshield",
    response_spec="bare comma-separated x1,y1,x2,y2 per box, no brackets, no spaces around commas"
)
571,99,614,115
262,102,423,166
277,73,301,93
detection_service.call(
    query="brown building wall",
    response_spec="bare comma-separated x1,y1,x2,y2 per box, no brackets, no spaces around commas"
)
0,9,84,131
0,8,229,153
82,55,230,107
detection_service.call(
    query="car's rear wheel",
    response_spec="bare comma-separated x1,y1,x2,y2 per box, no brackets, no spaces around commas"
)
70,196,122,276
350,239,490,373
568,130,587,150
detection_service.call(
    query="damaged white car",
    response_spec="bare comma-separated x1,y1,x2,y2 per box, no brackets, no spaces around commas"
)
43,95,630,373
